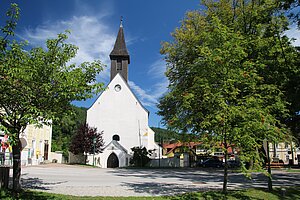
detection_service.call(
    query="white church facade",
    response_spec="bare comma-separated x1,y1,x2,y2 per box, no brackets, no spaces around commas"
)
86,22,159,168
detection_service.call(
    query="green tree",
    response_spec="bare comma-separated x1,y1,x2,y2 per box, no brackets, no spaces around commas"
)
158,0,298,193
0,4,104,192
278,0,300,27
69,123,104,164
151,127,180,143
130,146,150,167
52,106,87,159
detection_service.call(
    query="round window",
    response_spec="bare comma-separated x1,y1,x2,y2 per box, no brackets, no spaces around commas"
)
114,84,121,92
112,135,120,141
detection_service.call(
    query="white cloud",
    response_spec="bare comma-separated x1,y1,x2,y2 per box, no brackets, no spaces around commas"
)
128,58,169,108
17,3,169,109
147,58,169,98
128,81,158,107
20,15,116,83
285,26,300,47
147,58,167,79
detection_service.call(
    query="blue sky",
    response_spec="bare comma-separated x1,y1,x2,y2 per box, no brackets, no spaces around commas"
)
1,0,299,128
1,0,201,127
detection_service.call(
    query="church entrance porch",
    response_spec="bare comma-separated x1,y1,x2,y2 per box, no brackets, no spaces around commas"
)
107,153,119,168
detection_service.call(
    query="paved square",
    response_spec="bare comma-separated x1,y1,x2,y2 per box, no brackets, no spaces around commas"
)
20,164,300,196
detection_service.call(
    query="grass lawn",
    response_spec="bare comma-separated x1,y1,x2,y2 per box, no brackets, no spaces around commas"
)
1,187,299,200
285,168,300,173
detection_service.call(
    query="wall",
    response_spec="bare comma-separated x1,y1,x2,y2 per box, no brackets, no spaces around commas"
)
87,74,157,158
148,157,180,168
20,123,52,165
49,151,64,163
68,152,85,164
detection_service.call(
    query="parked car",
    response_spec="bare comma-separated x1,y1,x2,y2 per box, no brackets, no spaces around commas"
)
227,160,241,168
198,158,224,168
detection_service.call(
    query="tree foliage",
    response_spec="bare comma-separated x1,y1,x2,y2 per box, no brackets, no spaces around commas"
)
69,123,104,155
278,0,300,27
0,4,104,192
52,106,87,158
151,127,180,143
129,146,150,167
158,0,300,193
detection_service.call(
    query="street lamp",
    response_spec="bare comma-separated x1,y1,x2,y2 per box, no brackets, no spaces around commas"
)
93,136,96,166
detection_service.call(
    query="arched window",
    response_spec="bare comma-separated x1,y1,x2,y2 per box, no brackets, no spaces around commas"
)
112,134,120,141
117,60,122,71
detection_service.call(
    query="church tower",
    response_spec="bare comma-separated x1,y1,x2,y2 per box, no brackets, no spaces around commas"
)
86,20,160,168
109,20,130,82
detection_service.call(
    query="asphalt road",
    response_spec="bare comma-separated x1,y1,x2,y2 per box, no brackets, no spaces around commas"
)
20,164,300,196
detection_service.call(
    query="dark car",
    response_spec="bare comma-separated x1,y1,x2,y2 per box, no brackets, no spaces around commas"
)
198,158,224,168
227,160,241,168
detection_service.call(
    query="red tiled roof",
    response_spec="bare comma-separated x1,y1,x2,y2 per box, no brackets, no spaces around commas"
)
163,142,202,154
163,142,236,155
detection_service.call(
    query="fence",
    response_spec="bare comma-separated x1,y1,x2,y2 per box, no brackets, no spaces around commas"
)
149,153,190,168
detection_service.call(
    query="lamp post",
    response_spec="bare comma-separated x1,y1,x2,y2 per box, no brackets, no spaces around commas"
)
93,136,96,166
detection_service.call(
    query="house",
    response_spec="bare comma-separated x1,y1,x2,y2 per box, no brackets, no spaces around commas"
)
264,141,299,165
86,21,160,168
161,141,237,167
20,124,52,165
0,123,52,166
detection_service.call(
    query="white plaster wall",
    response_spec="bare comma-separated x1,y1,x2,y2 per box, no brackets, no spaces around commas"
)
87,74,152,154
87,150,131,168
22,123,52,163
49,152,63,163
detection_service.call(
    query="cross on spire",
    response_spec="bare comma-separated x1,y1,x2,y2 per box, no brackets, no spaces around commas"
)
120,16,123,27
109,18,130,82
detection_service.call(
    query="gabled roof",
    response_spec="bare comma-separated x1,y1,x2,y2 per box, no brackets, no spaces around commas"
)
120,74,149,115
104,140,128,153
109,24,130,63
163,142,202,155
88,73,149,115
162,142,235,155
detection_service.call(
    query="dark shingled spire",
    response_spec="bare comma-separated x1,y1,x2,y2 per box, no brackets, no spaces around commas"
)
109,19,130,63
109,18,130,82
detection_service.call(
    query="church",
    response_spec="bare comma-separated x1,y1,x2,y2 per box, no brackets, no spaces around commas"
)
86,21,160,168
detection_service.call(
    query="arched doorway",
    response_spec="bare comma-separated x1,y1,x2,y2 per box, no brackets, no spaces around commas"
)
107,153,119,168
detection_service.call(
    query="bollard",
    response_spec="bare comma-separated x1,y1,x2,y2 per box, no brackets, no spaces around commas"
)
0,166,10,189
281,187,286,198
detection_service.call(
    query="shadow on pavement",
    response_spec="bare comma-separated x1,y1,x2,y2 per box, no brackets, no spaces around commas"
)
108,168,300,195
121,181,219,196
21,177,67,190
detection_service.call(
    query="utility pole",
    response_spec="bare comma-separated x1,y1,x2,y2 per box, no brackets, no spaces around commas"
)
138,120,142,167
93,136,96,166
158,121,161,168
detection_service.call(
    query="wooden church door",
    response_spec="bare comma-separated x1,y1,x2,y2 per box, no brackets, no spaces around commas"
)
107,153,119,168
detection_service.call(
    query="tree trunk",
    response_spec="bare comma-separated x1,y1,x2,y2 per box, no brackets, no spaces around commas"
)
248,157,254,170
222,144,228,194
290,141,294,166
12,137,22,193
266,140,272,191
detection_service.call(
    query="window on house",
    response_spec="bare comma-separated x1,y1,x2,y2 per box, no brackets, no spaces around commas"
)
285,142,289,149
31,139,36,158
39,140,43,156
117,60,122,71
